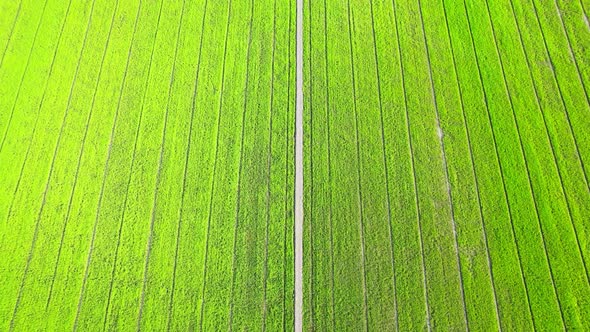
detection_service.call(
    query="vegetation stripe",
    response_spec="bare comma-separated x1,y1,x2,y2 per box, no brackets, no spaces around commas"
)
100,1,164,327
197,1,232,327
73,1,142,327
439,0,506,328
0,0,48,155
416,0,471,327
7,0,81,324
0,0,23,69
262,0,277,329
43,0,120,311
506,0,590,285
367,1,398,328
391,0,432,328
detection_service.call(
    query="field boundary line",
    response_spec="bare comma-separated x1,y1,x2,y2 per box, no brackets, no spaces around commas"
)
295,0,303,327
0,0,23,69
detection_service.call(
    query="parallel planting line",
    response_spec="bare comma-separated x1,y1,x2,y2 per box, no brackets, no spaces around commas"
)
101,0,165,327
295,0,304,327
551,0,590,102
262,0,277,329
415,0,471,328
322,0,336,328
137,0,186,328
45,0,121,310
391,0,431,328
0,0,48,156
367,2,399,329
439,0,507,329
0,0,23,69
283,1,293,328
73,1,143,327
2,0,71,228
306,0,314,326
228,0,255,326
459,0,536,326
528,0,590,191
345,4,369,330
8,0,78,330
481,0,566,326
507,0,590,284
198,0,232,328
165,0,208,329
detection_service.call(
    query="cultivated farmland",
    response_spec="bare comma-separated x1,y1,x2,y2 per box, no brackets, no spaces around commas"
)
304,0,590,331
0,0,294,330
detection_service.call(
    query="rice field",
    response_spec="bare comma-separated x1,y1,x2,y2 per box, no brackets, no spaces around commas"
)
1,0,589,330
304,0,590,330
0,0,294,330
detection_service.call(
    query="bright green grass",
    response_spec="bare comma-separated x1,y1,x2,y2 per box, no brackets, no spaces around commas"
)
2,0,590,330
0,0,294,330
304,0,590,330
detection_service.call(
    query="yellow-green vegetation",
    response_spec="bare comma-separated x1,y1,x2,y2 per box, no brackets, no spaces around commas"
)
304,0,590,330
0,0,294,330
2,0,590,330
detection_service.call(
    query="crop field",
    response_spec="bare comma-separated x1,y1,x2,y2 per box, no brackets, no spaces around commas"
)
304,0,590,330
0,0,294,330
2,0,590,330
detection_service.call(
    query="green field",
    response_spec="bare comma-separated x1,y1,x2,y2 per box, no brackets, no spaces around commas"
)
0,0,294,330
304,0,590,330
2,0,590,330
